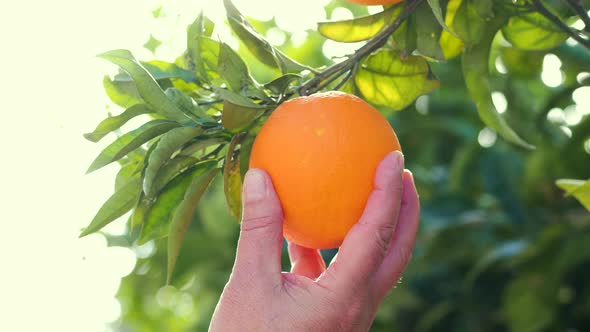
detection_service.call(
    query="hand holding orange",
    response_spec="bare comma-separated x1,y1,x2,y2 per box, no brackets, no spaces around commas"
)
250,91,401,249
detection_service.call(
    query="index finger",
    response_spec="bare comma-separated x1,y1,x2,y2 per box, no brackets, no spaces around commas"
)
317,151,404,291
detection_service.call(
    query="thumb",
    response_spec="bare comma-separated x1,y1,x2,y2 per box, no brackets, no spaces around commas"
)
233,169,284,280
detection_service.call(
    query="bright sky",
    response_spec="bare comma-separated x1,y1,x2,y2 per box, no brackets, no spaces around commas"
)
1,1,588,331
0,0,333,331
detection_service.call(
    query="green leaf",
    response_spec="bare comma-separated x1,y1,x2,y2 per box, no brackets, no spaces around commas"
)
466,239,528,286
218,43,256,93
187,13,218,81
115,159,143,191
461,17,534,149
151,156,212,195
164,87,213,123
415,1,445,60
144,35,162,54
452,0,487,45
180,137,227,156
223,0,312,73
87,120,180,173
556,179,590,211
391,4,417,57
500,47,544,78
263,74,300,96
214,87,271,108
318,5,401,43
427,0,459,38
114,60,200,85
84,104,153,142
79,175,141,237
103,75,142,109
503,276,557,332
98,49,190,122
239,135,255,179
130,138,161,230
138,161,217,245
355,49,440,110
143,126,203,197
439,0,465,59
221,100,265,131
167,167,218,284
502,12,568,51
224,134,244,220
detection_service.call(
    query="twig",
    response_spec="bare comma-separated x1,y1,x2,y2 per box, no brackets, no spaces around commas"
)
297,0,425,96
333,65,355,91
533,0,590,50
562,0,590,33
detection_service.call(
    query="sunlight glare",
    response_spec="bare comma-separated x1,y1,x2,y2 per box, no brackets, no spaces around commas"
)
542,54,563,87
478,128,497,148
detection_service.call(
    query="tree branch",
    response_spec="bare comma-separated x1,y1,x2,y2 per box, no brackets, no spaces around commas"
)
297,0,425,96
533,0,590,50
562,0,590,33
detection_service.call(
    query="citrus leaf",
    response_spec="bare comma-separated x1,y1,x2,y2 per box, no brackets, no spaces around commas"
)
87,120,180,173
263,73,300,96
221,100,265,131
84,104,153,143
115,159,143,191
466,239,528,286
439,0,465,59
214,87,271,108
391,4,417,57
187,13,218,82
239,135,255,179
167,167,218,284
180,137,227,157
224,134,244,220
415,1,445,60
98,49,190,122
427,0,460,38
218,42,256,93
318,4,401,43
138,160,218,244
143,126,203,197
223,0,313,73
103,75,142,109
79,174,141,237
164,87,213,123
113,60,199,84
502,12,568,51
355,49,440,110
151,156,213,195
452,0,486,45
556,179,590,211
461,17,535,149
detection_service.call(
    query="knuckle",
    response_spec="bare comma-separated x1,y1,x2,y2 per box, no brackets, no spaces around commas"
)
241,214,279,233
370,223,395,259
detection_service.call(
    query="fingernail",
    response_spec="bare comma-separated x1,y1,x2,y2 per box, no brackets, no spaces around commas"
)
244,169,266,202
390,150,404,172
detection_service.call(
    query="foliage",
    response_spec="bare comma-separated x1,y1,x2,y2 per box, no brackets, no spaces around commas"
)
82,0,590,330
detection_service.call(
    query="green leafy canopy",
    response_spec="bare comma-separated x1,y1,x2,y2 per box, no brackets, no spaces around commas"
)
81,0,590,285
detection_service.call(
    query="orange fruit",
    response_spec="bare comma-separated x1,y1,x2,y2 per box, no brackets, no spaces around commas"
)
344,0,403,6
249,91,401,249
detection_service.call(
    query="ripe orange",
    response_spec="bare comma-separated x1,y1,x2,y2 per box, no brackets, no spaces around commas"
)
249,91,401,249
343,0,403,6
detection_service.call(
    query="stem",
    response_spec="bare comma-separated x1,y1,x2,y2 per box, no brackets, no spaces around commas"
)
333,65,356,91
532,0,590,50
562,0,590,33
297,0,425,96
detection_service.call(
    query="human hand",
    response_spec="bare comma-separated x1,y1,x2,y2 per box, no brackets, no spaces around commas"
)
209,151,420,332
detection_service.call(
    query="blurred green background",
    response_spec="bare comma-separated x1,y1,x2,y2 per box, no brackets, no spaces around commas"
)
98,1,590,331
